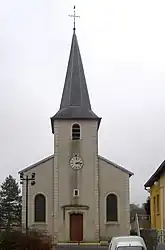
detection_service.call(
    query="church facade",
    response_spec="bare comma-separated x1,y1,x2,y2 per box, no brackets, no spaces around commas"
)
19,29,133,243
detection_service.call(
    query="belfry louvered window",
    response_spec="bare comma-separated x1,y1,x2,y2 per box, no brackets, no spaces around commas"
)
72,124,80,140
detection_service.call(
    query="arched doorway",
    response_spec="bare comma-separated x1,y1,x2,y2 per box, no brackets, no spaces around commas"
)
70,213,83,242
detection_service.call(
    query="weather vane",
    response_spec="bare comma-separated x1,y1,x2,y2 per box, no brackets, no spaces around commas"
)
69,6,80,31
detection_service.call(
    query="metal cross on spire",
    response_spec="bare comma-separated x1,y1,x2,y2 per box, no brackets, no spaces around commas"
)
69,6,80,32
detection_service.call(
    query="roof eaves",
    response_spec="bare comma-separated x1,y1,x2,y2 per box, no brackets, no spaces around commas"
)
144,160,165,188
98,155,134,177
18,154,134,177
18,155,54,174
50,115,102,134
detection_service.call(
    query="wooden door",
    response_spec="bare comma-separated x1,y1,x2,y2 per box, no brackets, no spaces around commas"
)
70,213,83,242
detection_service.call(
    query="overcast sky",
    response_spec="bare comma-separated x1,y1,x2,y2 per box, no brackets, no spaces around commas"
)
0,0,165,204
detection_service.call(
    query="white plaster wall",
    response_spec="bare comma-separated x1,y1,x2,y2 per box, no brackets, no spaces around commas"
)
21,157,54,234
99,158,130,240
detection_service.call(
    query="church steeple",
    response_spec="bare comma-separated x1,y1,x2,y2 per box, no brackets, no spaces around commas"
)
51,16,101,133
59,32,93,111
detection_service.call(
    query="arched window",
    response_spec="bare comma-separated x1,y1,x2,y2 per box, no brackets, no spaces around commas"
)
72,123,80,140
106,193,118,222
34,194,46,222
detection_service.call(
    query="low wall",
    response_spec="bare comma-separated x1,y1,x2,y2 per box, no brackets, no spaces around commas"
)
140,229,157,250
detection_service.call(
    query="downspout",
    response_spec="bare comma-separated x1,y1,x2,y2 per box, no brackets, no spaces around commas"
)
52,157,55,244
144,187,151,227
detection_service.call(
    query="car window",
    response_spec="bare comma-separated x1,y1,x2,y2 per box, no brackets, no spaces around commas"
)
117,247,144,250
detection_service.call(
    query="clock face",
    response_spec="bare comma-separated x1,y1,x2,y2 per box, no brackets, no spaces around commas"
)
70,155,83,170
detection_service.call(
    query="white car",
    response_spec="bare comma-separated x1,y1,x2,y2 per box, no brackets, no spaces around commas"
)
108,236,147,250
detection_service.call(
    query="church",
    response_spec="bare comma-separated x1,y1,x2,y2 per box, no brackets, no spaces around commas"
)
19,21,133,243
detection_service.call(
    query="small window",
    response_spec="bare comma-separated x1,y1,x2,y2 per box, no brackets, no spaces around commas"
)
73,189,79,197
106,193,118,222
153,196,156,227
72,124,80,140
157,194,160,213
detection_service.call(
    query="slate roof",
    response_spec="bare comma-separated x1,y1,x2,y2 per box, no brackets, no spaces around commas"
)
18,155,54,174
18,154,133,177
99,156,133,177
51,31,101,133
144,160,165,188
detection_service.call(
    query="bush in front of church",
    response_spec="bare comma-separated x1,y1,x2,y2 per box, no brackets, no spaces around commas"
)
0,229,53,249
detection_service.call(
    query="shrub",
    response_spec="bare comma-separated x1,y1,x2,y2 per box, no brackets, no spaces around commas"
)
0,229,52,250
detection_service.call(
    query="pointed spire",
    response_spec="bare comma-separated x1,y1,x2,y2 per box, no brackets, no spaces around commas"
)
51,27,101,133
60,32,92,110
